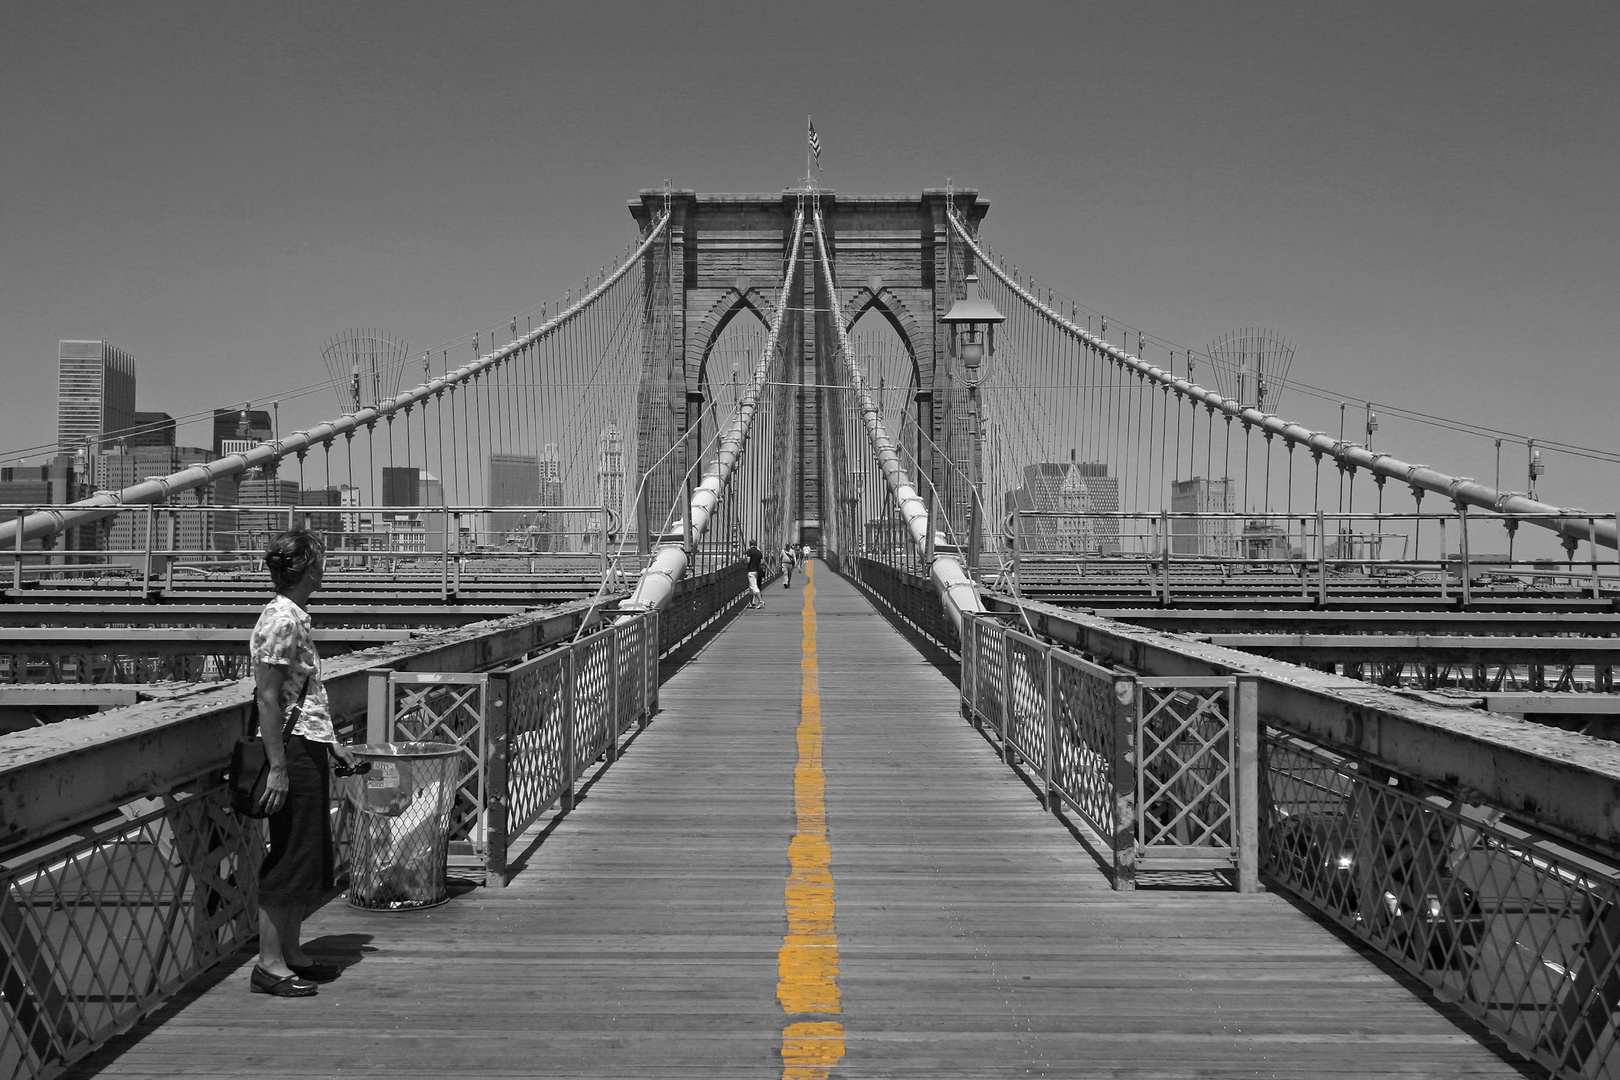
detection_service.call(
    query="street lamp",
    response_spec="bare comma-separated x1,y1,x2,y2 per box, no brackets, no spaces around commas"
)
941,273,1005,571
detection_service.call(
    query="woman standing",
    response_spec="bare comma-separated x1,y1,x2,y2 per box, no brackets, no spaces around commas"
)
249,528,358,997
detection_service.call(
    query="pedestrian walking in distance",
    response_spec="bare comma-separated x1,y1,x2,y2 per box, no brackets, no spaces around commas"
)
745,538,765,609
782,542,797,588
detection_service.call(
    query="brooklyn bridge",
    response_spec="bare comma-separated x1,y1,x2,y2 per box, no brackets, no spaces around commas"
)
1,187,1617,1079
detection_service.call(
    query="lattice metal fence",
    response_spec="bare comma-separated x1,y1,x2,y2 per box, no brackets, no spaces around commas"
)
1135,678,1238,873
370,609,659,885
0,783,261,1080
383,675,488,848
959,614,1257,891
1050,649,1122,855
1264,730,1620,1079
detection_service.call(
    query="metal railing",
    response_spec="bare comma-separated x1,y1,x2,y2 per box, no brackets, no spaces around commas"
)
0,600,599,1080
960,613,1258,890
0,778,260,1080
1,503,633,600
972,593,1620,1079
366,609,659,883
1001,509,1620,604
1265,730,1620,1080
843,557,960,657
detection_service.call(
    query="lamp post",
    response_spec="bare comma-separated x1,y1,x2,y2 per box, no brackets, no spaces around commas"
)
941,273,1005,573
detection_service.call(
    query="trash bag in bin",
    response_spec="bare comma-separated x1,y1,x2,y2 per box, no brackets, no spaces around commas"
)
343,742,460,910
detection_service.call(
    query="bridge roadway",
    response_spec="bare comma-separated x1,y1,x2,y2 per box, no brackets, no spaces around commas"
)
65,565,1533,1079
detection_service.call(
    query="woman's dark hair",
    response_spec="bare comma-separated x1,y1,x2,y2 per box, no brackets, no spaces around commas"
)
264,529,325,592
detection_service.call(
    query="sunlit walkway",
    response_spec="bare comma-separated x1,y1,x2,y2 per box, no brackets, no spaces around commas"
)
67,563,1529,1078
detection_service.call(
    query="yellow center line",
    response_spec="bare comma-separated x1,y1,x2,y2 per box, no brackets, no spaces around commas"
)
778,561,845,1078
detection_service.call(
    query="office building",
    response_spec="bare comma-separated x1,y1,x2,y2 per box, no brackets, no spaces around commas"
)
125,411,176,447
58,340,137,455
94,446,224,560
213,408,273,456
488,453,540,539
236,477,300,544
533,444,566,551
1170,477,1237,558
0,459,89,555
1004,461,1119,554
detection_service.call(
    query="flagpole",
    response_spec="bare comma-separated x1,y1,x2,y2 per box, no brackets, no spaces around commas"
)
806,115,812,191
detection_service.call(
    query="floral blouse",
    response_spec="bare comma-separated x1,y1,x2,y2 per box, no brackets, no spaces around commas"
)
249,594,336,745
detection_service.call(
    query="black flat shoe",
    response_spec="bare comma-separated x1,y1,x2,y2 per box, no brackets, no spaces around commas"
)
250,965,318,997
288,961,342,982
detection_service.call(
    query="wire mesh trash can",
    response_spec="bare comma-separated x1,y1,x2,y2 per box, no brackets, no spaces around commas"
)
344,742,461,910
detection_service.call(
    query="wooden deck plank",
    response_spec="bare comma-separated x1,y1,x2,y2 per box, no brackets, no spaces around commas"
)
64,563,1538,1079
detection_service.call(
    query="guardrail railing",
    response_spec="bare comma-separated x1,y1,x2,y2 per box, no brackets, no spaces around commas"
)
1265,729,1620,1080
961,613,1258,890
843,556,960,657
0,600,599,1080
1,502,634,600
1000,509,1620,605
366,609,659,884
975,593,1620,1080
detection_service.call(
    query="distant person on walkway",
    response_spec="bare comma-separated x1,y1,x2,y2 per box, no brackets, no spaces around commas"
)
249,529,359,997
802,542,812,563
782,542,798,588
745,537,765,609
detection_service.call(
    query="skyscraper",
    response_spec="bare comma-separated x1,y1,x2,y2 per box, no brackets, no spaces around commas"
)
58,340,136,454
1004,461,1120,554
488,453,540,538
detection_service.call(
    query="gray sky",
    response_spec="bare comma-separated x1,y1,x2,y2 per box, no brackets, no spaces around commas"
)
3,1,1616,516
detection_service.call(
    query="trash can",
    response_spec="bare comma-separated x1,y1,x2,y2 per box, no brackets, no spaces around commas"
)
343,741,462,910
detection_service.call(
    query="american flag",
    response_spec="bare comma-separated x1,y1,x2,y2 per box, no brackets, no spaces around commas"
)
808,119,822,169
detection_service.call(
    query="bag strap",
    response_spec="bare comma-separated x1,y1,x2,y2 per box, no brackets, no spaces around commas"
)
252,678,311,740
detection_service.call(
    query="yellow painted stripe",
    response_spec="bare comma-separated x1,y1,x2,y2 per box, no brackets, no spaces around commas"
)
778,562,845,1077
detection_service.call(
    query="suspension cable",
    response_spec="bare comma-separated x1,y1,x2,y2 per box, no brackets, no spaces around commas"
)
0,212,674,549
946,210,1616,551
811,201,983,630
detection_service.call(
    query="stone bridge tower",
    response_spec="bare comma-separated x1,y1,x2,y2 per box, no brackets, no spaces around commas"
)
629,187,990,547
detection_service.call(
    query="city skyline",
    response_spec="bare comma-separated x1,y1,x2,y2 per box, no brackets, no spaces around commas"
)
3,4,1615,518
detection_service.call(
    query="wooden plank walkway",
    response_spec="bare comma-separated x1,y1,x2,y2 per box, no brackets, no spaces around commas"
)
66,563,1539,1079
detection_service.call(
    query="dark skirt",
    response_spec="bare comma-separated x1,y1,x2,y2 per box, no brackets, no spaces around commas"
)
259,736,334,907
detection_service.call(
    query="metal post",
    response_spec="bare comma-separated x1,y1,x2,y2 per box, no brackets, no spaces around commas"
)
1439,516,1449,601
1039,644,1054,810
1592,518,1601,597
1235,675,1260,893
967,387,981,574
452,511,462,596
366,669,391,743
485,672,510,888
164,510,176,592
1316,509,1327,605
607,630,621,761
1110,673,1137,891
1159,511,1170,605
141,505,155,598
1459,505,1472,606
998,629,1014,764
441,509,451,602
11,508,22,592
561,647,577,811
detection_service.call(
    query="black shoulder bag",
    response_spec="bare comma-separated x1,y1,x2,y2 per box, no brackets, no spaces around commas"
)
228,682,308,818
